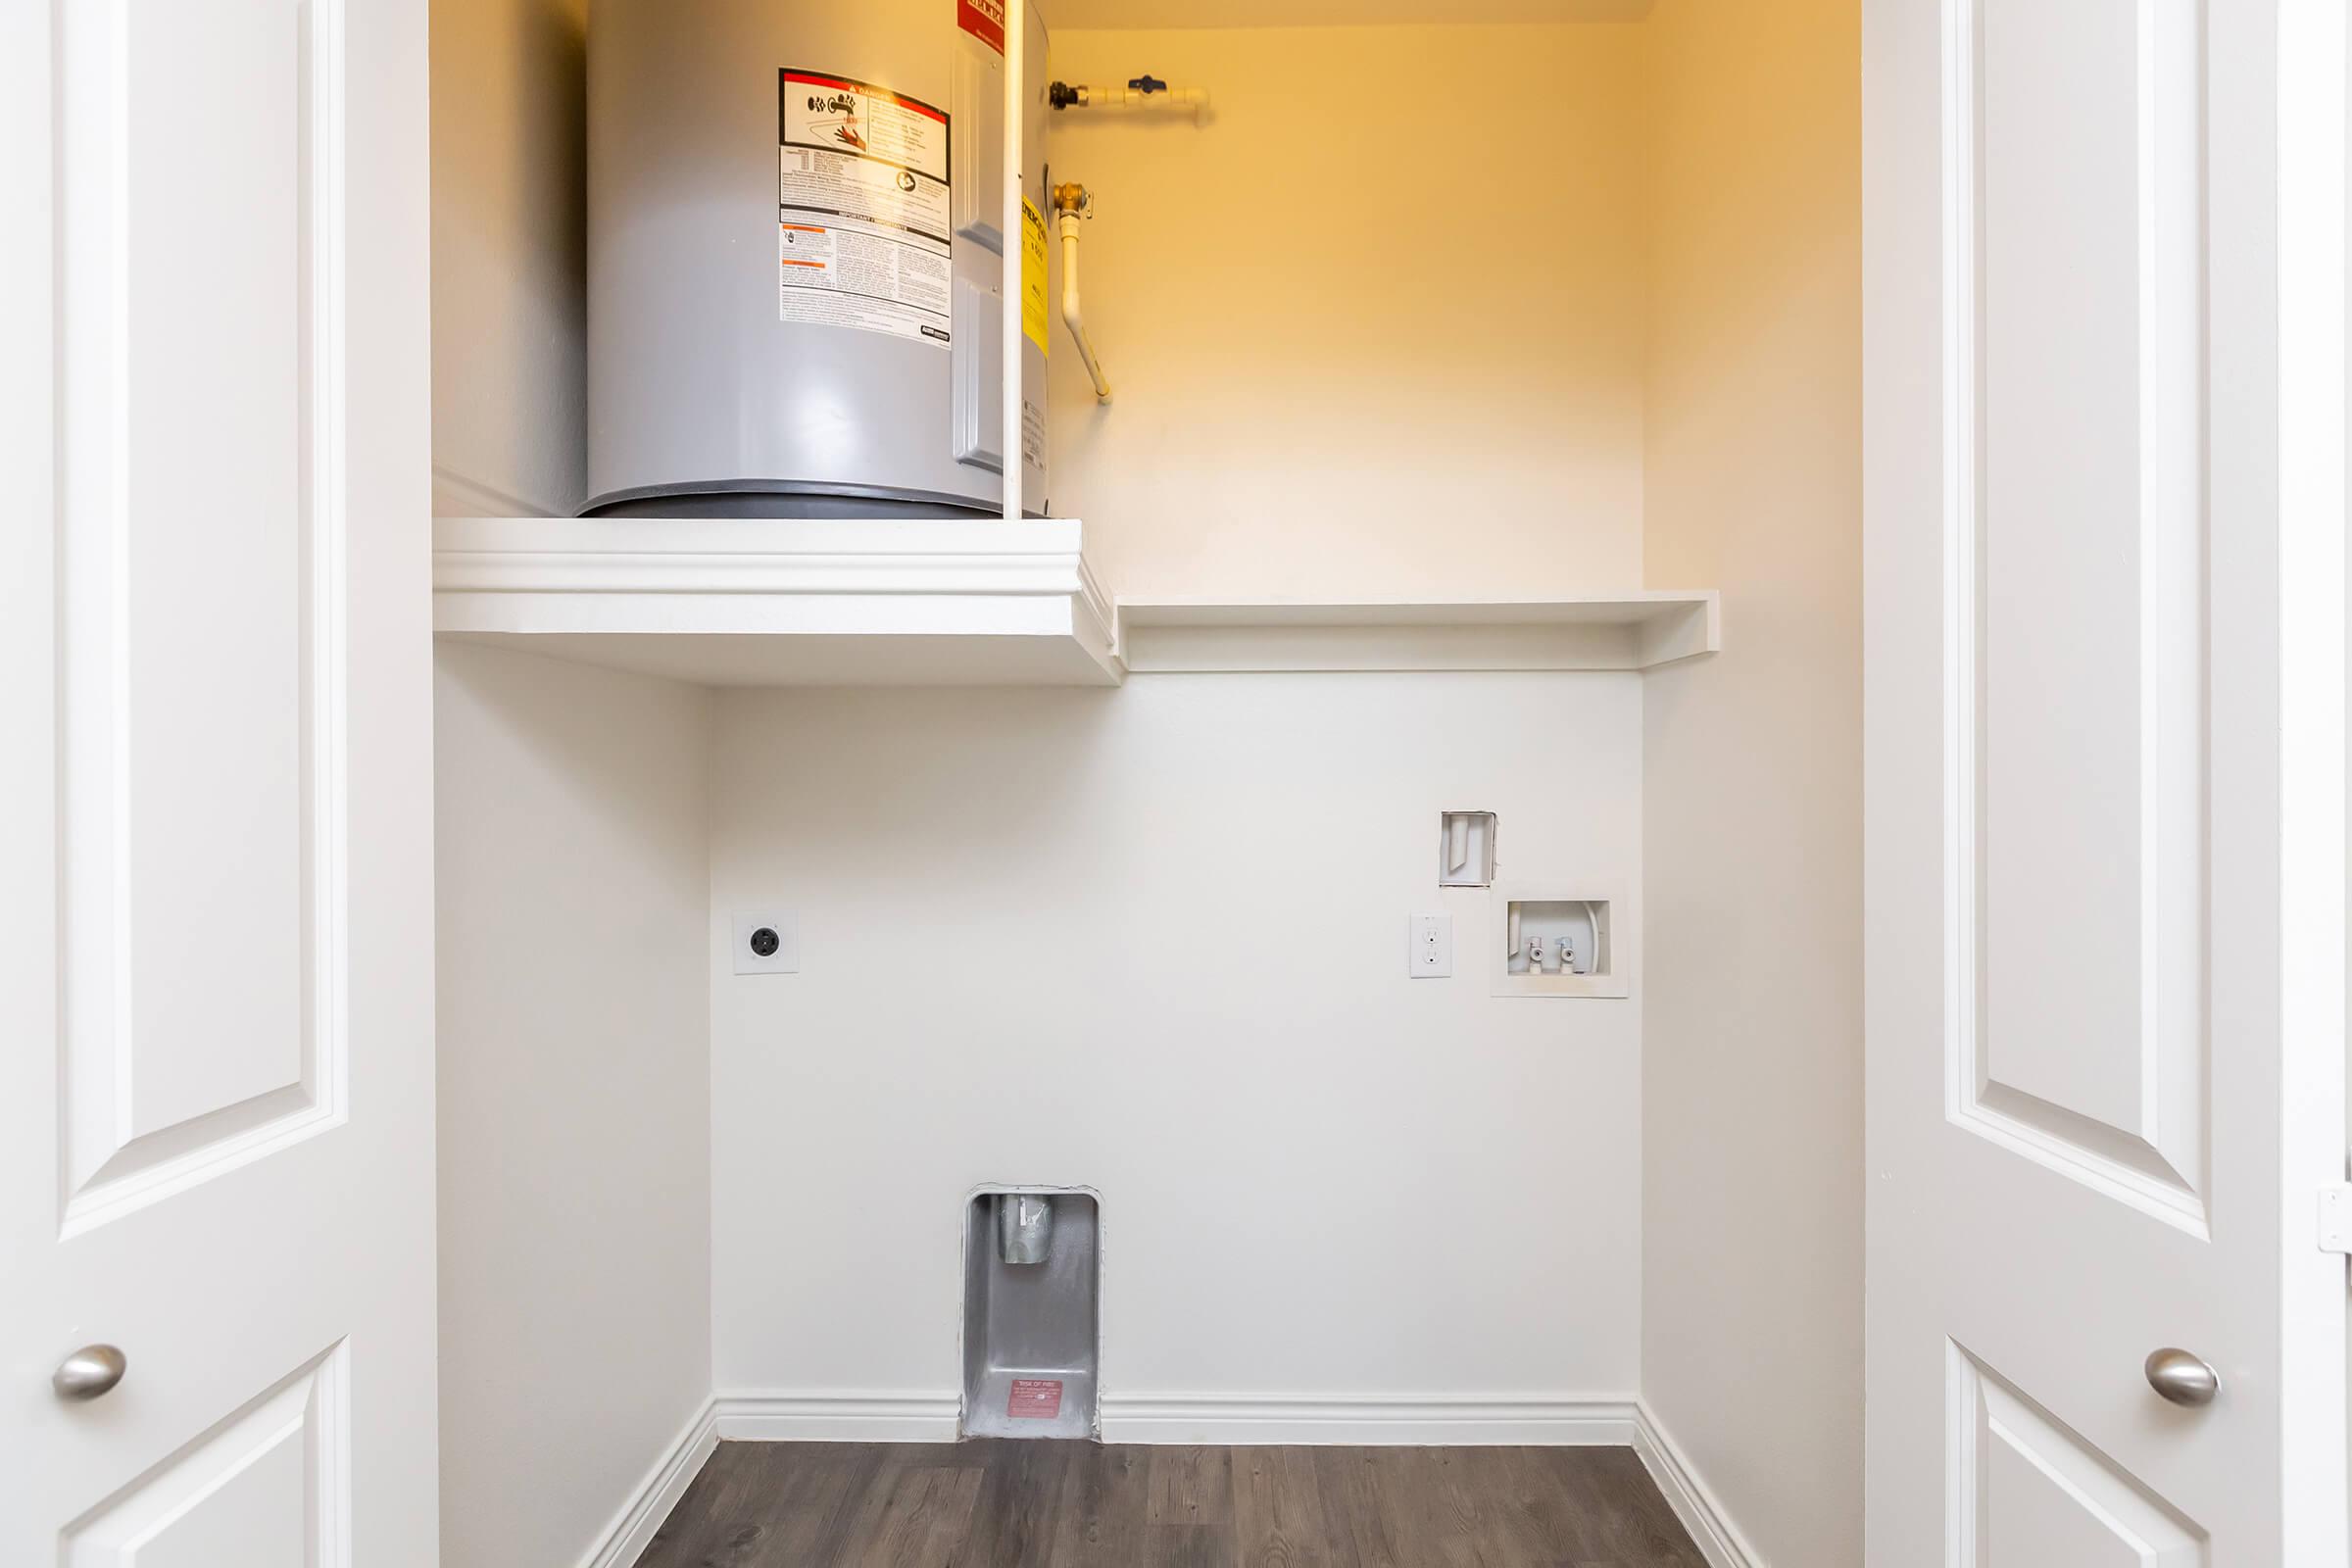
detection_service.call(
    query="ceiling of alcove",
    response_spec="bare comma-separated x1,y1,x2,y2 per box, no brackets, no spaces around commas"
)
1049,0,1653,27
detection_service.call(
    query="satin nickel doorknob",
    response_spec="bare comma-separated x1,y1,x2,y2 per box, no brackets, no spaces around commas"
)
52,1344,126,1401
2143,1348,2218,1407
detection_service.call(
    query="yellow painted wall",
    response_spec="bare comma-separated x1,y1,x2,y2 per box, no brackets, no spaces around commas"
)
1044,24,1648,598
1640,2,1864,1563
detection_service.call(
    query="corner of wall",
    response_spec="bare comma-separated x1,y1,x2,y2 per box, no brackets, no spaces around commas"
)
433,644,714,1568
429,0,591,518
1637,1,1864,1564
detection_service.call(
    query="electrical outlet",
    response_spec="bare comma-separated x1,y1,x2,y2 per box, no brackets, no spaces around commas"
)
1408,913,1453,978
732,910,800,975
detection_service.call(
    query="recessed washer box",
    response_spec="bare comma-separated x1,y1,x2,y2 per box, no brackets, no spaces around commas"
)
1491,883,1626,999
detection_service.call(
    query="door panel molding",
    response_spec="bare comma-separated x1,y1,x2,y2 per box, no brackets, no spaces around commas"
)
1940,0,2211,1237
1947,1341,2207,1566
54,0,351,1237
61,1342,350,1567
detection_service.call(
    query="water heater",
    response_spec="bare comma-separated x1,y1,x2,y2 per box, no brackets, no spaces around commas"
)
586,0,1050,517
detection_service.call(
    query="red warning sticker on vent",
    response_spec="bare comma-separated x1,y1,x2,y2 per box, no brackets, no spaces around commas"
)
958,0,1005,54
1007,1378,1063,1419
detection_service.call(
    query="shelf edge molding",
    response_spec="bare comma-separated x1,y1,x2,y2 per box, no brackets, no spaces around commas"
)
432,517,1720,686
432,515,1123,687
1112,591,1720,674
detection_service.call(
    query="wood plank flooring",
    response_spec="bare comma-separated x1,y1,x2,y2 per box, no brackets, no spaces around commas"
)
637,1441,1709,1567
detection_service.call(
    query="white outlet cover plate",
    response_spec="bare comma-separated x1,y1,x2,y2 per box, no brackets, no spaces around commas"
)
732,910,800,975
1408,912,1453,978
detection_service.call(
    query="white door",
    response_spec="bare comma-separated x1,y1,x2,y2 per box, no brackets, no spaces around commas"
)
1864,0,2346,1563
0,0,437,1562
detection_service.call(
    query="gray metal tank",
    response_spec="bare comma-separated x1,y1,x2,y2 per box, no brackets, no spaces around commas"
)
587,0,1050,517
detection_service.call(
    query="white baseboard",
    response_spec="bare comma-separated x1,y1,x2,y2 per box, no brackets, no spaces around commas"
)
579,1396,718,1568
714,1391,961,1443
703,1388,1758,1566
710,1389,1638,1446
1099,1393,1642,1446
1632,1403,1764,1568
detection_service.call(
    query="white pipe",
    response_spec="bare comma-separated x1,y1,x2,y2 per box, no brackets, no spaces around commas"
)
1001,0,1025,518
1069,83,1209,115
1057,212,1111,404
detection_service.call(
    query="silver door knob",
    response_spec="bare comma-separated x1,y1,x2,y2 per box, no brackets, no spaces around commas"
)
53,1344,126,1401
2143,1348,2218,1407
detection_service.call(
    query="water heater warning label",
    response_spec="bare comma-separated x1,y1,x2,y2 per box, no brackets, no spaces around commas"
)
1007,1379,1063,1419
778,70,952,348
1021,198,1050,355
957,0,1006,54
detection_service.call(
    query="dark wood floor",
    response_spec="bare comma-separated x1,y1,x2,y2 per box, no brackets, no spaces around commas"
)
638,1440,1709,1567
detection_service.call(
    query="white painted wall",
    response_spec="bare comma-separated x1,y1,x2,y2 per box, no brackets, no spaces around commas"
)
430,0,588,516
430,3,714,1558
1638,1,1863,1563
1043,23,1648,599
709,676,1643,1408
435,646,714,1567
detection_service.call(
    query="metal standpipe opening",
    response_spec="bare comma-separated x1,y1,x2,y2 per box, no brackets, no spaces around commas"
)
997,1192,1054,1265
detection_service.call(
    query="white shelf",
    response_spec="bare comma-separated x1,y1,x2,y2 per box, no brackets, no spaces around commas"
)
432,516,1121,687
1114,592,1719,673
432,516,1718,686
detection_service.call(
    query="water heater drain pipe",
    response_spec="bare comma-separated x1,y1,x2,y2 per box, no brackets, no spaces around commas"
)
1054,184,1112,405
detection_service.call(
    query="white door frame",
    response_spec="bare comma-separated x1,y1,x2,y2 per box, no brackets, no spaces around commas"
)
2275,0,2350,1540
